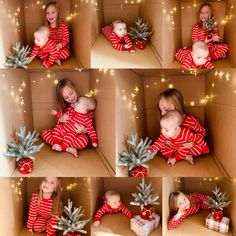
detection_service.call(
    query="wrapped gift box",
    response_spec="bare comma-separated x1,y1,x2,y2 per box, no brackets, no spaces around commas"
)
206,213,230,234
130,213,160,236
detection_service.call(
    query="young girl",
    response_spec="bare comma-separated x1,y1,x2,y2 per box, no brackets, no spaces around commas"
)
41,79,93,157
27,177,63,235
192,3,228,61
44,2,70,66
168,191,209,229
158,89,207,164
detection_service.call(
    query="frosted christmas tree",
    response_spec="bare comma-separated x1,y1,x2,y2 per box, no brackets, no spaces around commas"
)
117,134,156,177
130,178,159,220
205,186,231,222
4,42,32,68
128,18,152,49
4,126,44,174
53,199,90,235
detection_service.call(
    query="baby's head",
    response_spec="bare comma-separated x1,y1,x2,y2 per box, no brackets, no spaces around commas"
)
34,26,50,47
169,191,190,216
113,20,127,38
160,110,183,139
74,96,96,114
191,41,209,66
105,190,121,209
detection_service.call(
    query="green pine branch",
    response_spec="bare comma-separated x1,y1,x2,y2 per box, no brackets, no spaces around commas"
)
53,199,90,235
128,18,153,40
117,134,157,170
4,42,32,69
4,126,44,161
130,178,159,207
205,186,231,210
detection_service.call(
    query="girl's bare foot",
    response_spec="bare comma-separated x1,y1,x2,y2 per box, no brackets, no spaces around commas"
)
55,59,61,66
66,147,78,157
184,155,194,164
52,144,62,152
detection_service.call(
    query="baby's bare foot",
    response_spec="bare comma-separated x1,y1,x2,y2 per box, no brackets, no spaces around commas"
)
52,144,62,152
66,147,78,157
184,155,194,164
55,59,61,67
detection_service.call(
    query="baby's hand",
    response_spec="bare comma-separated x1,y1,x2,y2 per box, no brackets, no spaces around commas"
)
51,109,57,116
204,37,212,44
74,124,86,133
183,141,194,148
57,43,62,51
129,49,136,53
212,35,221,42
59,114,69,123
125,44,132,49
92,143,98,147
93,221,100,227
167,158,176,165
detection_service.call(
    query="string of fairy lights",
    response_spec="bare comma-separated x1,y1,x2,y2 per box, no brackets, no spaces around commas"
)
175,177,236,190
63,178,91,192
11,178,24,201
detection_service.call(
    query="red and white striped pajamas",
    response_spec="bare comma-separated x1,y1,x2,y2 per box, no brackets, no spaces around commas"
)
149,127,209,160
192,24,229,61
49,21,70,60
30,39,58,68
168,193,209,229
176,47,214,69
51,110,97,151
94,201,135,222
102,24,135,51
27,193,58,236
41,106,92,150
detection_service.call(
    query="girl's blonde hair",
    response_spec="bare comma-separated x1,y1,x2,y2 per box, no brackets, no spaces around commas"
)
168,191,183,221
158,88,187,115
44,1,62,28
198,3,214,27
56,78,80,112
38,177,63,215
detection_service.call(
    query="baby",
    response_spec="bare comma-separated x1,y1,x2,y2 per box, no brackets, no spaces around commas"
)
51,96,97,153
93,190,135,227
29,26,59,68
102,20,135,52
176,41,214,69
148,110,209,165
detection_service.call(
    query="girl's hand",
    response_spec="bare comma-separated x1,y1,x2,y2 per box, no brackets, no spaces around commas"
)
92,143,98,147
93,221,100,227
183,141,194,148
204,37,212,44
59,114,69,123
57,43,62,51
212,35,221,42
51,109,57,116
28,229,34,233
74,124,86,134
173,208,186,220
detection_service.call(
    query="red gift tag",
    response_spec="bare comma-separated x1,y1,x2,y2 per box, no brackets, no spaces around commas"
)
212,209,223,222
136,39,146,49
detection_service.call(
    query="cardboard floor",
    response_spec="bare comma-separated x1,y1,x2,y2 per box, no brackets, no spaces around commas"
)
91,34,161,68
169,59,233,69
165,210,233,236
12,145,111,177
26,56,82,72
148,153,223,177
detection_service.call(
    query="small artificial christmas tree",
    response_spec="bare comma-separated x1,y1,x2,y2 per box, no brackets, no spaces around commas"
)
53,199,90,236
117,134,156,177
4,42,32,69
203,15,217,39
128,18,153,49
130,178,159,220
205,186,231,222
4,126,44,174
